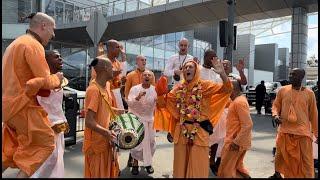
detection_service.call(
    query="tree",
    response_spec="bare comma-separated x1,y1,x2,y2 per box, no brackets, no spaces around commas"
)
307,54,318,67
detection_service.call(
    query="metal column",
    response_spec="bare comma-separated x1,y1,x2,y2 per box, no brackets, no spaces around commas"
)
226,0,235,70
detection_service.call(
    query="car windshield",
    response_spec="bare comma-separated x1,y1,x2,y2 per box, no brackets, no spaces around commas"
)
265,82,278,90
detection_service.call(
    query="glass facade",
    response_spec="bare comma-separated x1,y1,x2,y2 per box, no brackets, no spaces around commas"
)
2,0,40,24
43,0,186,25
120,31,210,72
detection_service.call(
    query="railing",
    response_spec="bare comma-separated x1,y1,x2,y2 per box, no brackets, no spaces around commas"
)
76,97,85,132
54,0,182,25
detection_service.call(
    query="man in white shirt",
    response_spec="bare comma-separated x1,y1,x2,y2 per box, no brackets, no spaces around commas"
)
31,50,69,178
127,70,157,175
163,38,194,86
163,38,194,143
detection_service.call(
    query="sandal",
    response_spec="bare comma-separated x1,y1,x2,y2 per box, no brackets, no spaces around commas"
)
145,166,154,174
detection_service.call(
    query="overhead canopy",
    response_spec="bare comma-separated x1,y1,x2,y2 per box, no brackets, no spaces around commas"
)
54,0,318,46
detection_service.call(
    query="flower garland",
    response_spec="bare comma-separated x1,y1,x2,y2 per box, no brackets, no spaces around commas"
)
176,80,202,144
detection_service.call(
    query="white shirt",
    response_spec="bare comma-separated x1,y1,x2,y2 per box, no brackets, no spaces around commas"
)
127,84,157,122
199,65,223,83
163,53,193,85
37,89,67,126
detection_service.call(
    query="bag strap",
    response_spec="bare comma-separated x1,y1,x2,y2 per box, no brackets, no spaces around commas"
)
91,80,117,120
179,54,188,69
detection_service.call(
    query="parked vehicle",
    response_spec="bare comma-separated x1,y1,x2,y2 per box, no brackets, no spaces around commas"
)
244,82,281,111
63,86,85,117
265,82,282,93
245,86,256,106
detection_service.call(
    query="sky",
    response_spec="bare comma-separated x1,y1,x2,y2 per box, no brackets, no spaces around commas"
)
255,13,318,59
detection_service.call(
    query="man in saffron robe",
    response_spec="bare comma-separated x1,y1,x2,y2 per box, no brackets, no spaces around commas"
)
2,12,63,178
83,58,120,178
271,68,318,178
155,60,232,178
124,55,156,99
91,40,127,109
199,49,248,175
217,80,253,178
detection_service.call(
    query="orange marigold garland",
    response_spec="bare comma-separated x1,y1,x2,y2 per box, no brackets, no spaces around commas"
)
176,80,202,145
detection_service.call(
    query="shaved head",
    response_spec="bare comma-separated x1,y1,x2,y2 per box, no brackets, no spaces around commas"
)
45,50,59,59
292,68,305,78
231,80,242,100
105,39,120,59
179,38,189,45
203,49,217,68
92,57,112,73
142,70,154,86
29,12,55,28
178,38,189,55
142,70,154,76
105,39,119,50
136,55,146,70
27,12,56,46
289,68,305,88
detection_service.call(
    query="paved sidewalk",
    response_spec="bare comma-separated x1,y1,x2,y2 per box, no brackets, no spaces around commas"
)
5,108,317,178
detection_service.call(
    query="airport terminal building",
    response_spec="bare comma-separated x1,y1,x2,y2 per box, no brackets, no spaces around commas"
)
2,0,318,90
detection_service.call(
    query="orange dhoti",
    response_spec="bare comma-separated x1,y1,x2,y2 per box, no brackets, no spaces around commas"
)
173,124,210,178
84,148,119,178
2,33,61,176
2,100,55,176
275,132,314,178
218,142,250,178
83,80,120,178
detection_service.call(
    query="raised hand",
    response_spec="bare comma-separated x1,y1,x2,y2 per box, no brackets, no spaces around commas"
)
56,72,64,87
212,59,226,75
221,60,232,75
135,91,146,101
236,59,245,72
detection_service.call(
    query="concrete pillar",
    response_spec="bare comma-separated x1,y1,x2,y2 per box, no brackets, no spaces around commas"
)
234,34,255,86
277,48,289,80
193,22,224,59
291,7,308,70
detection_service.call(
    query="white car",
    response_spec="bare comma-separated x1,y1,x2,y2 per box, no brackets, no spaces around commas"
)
265,82,282,93
63,86,85,98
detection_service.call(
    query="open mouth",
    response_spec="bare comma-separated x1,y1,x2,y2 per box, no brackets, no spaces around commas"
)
186,72,191,76
145,79,150,82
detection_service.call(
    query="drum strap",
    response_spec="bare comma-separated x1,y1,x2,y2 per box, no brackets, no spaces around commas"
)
91,80,117,120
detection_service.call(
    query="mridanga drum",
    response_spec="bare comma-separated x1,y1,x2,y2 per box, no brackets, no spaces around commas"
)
109,113,144,150
90,80,145,150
